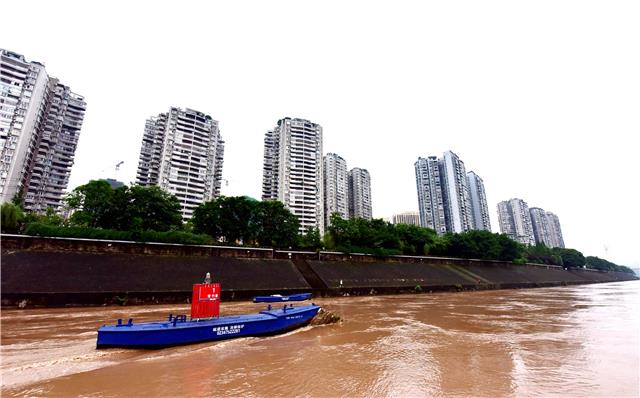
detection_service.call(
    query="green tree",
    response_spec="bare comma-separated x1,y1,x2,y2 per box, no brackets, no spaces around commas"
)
117,185,182,232
255,200,300,248
369,218,401,252
1,202,24,233
395,224,437,256
101,185,130,230
585,256,616,271
327,214,373,252
65,180,115,228
192,196,258,244
448,230,500,259
22,207,66,228
326,213,350,249
430,231,525,262
192,200,222,240
66,181,183,232
430,233,452,256
495,233,525,261
617,265,635,274
585,256,634,274
552,247,586,268
326,214,402,255
298,226,322,250
42,207,65,226
527,243,562,265
11,193,24,208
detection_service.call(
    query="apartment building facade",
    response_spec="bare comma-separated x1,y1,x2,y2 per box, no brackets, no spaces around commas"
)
497,198,535,245
348,167,372,220
135,107,224,220
262,117,324,235
414,156,447,234
391,211,420,226
466,171,492,231
439,150,473,233
530,207,565,248
323,152,349,227
0,49,86,213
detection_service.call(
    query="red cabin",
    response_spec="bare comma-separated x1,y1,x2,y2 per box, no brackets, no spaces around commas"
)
191,283,220,319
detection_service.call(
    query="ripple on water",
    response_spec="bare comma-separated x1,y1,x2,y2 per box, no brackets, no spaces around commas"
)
2,283,638,397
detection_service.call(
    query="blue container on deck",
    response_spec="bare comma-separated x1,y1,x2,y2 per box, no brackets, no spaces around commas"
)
96,276,320,349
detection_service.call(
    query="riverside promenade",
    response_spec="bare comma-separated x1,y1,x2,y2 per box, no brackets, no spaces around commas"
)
1,234,637,307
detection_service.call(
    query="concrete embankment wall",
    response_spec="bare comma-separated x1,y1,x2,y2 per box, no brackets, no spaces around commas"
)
1,235,637,307
306,260,636,291
1,251,311,306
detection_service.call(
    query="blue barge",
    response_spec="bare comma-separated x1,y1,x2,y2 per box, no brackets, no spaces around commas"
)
97,275,320,348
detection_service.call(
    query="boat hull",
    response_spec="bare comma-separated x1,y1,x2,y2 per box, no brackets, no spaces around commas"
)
96,304,320,348
253,293,312,303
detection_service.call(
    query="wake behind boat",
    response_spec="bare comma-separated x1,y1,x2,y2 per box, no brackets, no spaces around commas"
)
96,274,320,348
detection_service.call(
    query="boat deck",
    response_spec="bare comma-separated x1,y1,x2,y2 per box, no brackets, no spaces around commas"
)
99,305,314,332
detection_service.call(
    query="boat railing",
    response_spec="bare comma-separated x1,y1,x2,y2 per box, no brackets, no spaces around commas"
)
116,318,133,327
170,314,188,326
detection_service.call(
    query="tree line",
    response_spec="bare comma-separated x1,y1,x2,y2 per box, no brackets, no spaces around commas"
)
0,179,634,274
324,213,635,273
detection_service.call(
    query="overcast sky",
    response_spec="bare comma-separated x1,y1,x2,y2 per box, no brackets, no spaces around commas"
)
2,1,638,267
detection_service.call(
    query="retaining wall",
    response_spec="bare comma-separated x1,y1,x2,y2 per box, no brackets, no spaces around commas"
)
1,250,310,306
1,234,636,307
306,260,636,291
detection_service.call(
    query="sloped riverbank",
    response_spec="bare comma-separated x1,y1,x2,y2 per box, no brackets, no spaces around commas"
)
1,235,636,307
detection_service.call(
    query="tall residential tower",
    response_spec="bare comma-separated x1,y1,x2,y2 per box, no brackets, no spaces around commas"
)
414,156,446,233
466,171,491,231
497,198,535,245
415,151,479,234
348,167,372,220
546,212,565,248
323,153,348,227
529,207,565,248
135,107,224,220
0,49,86,213
262,117,324,235
439,150,473,233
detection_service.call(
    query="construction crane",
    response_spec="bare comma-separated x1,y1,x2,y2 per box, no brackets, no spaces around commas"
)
100,161,125,175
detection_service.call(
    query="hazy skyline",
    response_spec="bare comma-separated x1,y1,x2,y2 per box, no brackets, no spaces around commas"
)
2,1,638,267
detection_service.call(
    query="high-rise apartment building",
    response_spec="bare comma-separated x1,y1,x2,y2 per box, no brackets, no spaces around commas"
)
136,115,168,186
262,117,324,235
323,153,348,227
496,201,515,237
529,207,550,247
529,207,565,248
439,151,473,233
414,156,447,234
415,151,477,234
0,49,86,213
466,171,491,231
348,167,372,220
546,212,565,248
392,211,420,226
497,198,535,245
135,107,224,220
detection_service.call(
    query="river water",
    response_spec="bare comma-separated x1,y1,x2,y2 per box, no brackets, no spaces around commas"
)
1,282,638,397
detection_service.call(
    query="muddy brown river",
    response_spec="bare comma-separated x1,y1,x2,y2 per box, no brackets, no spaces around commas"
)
1,281,638,397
